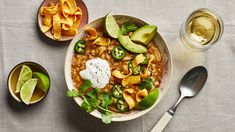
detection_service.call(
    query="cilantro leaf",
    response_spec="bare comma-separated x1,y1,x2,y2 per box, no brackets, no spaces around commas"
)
80,80,91,93
101,113,113,124
121,22,138,35
99,93,113,114
66,90,73,97
86,88,99,99
81,99,95,112
66,86,113,124
80,88,99,113
72,89,79,97
66,89,79,97
101,93,113,108
86,97,98,108
140,77,154,90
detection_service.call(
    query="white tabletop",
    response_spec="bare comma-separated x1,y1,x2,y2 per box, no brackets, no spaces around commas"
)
0,0,235,132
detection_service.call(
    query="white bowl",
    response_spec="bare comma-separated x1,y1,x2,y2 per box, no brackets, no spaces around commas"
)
64,15,173,121
8,61,50,105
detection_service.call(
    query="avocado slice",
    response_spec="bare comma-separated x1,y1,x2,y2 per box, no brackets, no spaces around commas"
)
131,25,157,45
118,35,147,53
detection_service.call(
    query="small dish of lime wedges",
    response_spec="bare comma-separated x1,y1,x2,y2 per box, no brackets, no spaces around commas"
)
8,62,50,105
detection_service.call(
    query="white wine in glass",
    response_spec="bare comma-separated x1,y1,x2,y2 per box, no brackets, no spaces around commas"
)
180,8,223,51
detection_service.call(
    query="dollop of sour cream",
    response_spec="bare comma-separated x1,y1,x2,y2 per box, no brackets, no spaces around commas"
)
79,58,110,88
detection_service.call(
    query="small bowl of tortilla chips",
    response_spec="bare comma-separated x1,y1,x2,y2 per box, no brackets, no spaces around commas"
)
38,0,88,41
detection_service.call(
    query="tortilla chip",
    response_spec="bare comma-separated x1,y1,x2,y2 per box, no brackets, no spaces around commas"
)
122,76,141,87
49,2,54,7
74,11,82,16
40,0,82,39
73,16,81,27
112,69,132,79
136,89,148,102
40,7,45,16
74,7,82,21
62,29,77,36
42,14,52,27
43,5,57,15
52,14,62,40
61,16,74,30
77,7,82,12
60,0,71,17
41,25,52,33
93,37,110,46
41,4,58,27
66,0,77,14
85,28,98,40
123,89,135,109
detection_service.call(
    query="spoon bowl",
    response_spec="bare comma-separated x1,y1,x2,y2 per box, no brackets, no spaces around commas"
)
180,66,208,97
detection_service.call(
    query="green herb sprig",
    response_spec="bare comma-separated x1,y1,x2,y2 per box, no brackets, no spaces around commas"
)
66,80,113,124
121,22,138,35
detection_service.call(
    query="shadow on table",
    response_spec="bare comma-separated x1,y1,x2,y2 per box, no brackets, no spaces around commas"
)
169,38,206,72
6,86,47,113
63,96,124,132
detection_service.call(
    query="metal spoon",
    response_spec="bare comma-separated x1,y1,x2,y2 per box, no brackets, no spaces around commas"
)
151,66,208,132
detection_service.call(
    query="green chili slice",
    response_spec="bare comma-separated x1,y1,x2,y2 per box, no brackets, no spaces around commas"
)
112,84,123,98
111,45,125,60
132,65,141,75
116,99,128,112
74,40,86,54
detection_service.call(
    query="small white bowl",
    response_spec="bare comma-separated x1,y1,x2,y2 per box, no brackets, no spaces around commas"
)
64,15,173,121
7,61,50,105
37,0,89,41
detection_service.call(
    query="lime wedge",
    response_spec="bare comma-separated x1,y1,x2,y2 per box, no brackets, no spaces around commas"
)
20,78,38,105
33,72,50,92
135,88,159,110
104,13,121,38
15,65,32,93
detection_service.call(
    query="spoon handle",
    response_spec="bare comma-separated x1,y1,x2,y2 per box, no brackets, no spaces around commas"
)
151,95,184,132
151,111,173,132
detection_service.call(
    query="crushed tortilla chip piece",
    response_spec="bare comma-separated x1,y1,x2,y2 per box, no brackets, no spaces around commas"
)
122,76,141,87
112,69,132,79
140,55,154,78
132,54,145,67
136,89,148,102
93,37,110,46
85,28,98,40
123,89,135,109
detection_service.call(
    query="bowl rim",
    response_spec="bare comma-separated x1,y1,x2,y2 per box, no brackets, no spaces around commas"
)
64,14,173,121
7,61,51,105
37,0,89,42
